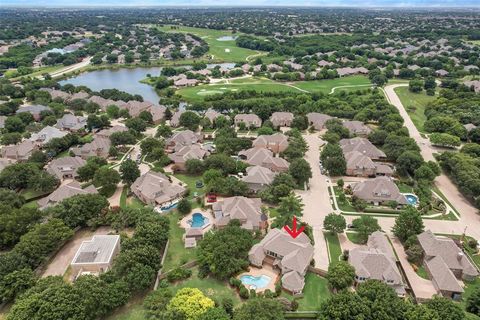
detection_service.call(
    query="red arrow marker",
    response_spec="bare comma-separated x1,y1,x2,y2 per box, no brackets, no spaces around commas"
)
284,216,305,239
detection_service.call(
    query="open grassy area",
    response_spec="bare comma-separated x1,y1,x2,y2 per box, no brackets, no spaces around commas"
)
394,86,436,133
174,174,206,200
324,232,342,265
333,186,356,212
156,25,263,62
460,278,480,320
161,211,197,272
416,265,429,280
346,232,364,245
294,75,371,94
298,273,331,310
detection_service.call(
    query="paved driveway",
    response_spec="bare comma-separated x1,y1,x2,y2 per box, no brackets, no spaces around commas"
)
296,133,333,272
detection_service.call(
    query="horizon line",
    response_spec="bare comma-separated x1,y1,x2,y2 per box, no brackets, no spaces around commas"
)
2,5,480,9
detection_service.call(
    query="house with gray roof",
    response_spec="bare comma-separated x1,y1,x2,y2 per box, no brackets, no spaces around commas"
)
212,196,266,230
464,123,477,132
71,136,111,159
30,126,67,146
0,157,15,173
241,165,277,192
204,108,226,123
168,144,209,171
40,88,71,101
252,133,289,154
96,125,128,139
234,114,262,128
170,110,185,127
16,104,51,121
306,113,332,130
166,130,202,152
71,235,120,279
345,151,393,177
249,228,314,294
349,231,406,296
270,112,294,128
464,80,480,93
56,113,87,132
343,120,372,136
340,137,386,160
1,140,38,161
37,181,98,210
239,147,290,172
418,230,478,299
131,170,187,207
46,156,86,180
352,176,408,206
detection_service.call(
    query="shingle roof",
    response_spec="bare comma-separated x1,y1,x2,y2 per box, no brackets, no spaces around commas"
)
72,235,120,265
30,126,67,144
131,170,186,205
238,147,290,172
212,196,263,229
241,165,277,186
340,137,386,160
46,156,86,180
352,176,408,205
343,120,372,135
425,256,464,293
37,181,97,209
168,144,208,164
306,113,332,130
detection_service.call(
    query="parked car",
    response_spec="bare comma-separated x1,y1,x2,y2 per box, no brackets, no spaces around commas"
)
207,193,217,203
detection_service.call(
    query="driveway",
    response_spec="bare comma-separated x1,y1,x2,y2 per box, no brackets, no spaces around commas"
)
296,133,334,272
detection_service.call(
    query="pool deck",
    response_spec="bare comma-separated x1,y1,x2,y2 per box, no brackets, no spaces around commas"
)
238,265,279,293
180,209,214,233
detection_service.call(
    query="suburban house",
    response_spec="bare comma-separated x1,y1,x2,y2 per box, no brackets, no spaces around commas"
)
131,170,187,207
249,228,314,294
37,181,98,210
204,108,226,123
71,136,111,159
352,176,408,206
16,104,51,121
148,105,167,124
71,235,120,279
41,88,71,101
238,147,290,172
1,140,38,161
96,125,128,139
252,133,289,154
212,196,267,230
270,112,294,127
234,114,262,128
336,67,369,77
418,230,479,300
168,145,209,171
166,130,202,152
46,156,86,180
345,151,393,177
0,158,15,173
342,120,372,136
170,110,185,127
349,231,406,296
241,165,277,192
464,80,480,93
340,137,386,160
464,123,477,132
306,113,333,130
30,126,67,146
56,113,87,132
88,96,127,111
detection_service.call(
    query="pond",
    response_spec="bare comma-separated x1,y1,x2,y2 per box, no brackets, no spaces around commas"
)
59,63,236,103
217,36,237,41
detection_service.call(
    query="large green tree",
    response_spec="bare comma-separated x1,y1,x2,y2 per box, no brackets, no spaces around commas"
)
233,298,285,320
392,207,424,243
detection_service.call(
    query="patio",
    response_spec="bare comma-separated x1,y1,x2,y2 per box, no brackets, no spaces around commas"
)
237,265,280,293
179,209,214,232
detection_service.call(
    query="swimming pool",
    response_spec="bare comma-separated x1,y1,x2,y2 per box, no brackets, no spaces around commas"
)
404,194,418,206
189,212,209,228
239,275,272,290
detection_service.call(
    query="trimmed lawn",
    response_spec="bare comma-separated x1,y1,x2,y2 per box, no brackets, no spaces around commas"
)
20,189,50,201
416,265,429,280
174,174,206,200
460,278,480,320
394,86,436,133
333,186,356,212
324,232,342,264
397,183,414,193
432,186,461,217
297,273,331,311
294,75,371,94
346,232,364,245
161,211,197,272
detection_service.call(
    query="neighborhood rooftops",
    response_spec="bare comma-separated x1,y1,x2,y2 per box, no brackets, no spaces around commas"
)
71,235,120,265
352,176,408,205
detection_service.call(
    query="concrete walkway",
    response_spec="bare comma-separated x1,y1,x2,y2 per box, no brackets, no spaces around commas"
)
296,133,333,272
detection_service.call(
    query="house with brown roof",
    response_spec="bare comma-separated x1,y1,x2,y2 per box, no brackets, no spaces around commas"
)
41,88,71,101
30,126,67,146
252,133,289,154
249,228,314,294
241,165,277,192
418,230,478,300
307,113,332,130
349,231,406,296
71,235,120,279
212,196,266,230
96,125,128,139
340,137,386,160
352,176,408,206
343,120,372,136
166,130,202,152
345,151,393,177
131,170,187,207
37,181,98,210
46,156,86,180
1,140,38,161
204,108,226,123
464,80,480,93
168,145,209,171
16,104,51,121
270,112,294,128
170,110,185,127
234,114,262,128
0,158,15,173
56,113,87,132
71,136,111,159
238,147,290,172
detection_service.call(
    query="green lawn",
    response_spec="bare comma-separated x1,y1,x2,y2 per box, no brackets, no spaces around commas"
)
346,232,364,245
432,186,461,217
297,273,331,311
156,25,263,62
324,232,342,265
333,186,356,212
294,75,371,94
120,186,147,210
394,86,436,133
397,183,414,193
174,174,206,200
20,189,50,201
416,265,429,280
161,211,197,272
460,278,480,320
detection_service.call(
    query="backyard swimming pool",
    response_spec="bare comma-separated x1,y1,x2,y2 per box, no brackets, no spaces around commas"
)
404,194,418,206
189,212,209,228
240,274,272,290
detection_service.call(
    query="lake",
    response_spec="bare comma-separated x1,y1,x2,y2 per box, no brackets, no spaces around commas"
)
59,63,236,103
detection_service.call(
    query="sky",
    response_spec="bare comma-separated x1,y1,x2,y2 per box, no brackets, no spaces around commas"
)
3,0,480,7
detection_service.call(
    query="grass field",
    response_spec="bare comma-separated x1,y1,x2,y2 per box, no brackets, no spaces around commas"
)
324,232,342,265
156,25,263,62
294,75,371,94
394,86,436,132
346,232,363,245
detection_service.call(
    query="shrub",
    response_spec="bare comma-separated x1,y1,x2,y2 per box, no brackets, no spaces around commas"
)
239,285,250,299
166,267,192,283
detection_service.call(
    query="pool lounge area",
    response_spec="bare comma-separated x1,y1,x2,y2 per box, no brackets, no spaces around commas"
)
180,210,214,232
238,266,279,293
403,193,419,206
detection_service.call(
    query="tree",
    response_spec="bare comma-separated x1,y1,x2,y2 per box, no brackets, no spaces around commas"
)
185,159,205,175
0,189,25,208
50,194,109,228
0,268,36,302
177,199,192,215
467,286,480,316
323,213,346,234
179,111,201,131
392,207,424,242
199,307,230,320
76,157,107,181
406,244,423,264
1,132,22,145
405,305,439,320
106,105,120,119
356,280,407,319
167,288,215,320
233,298,285,320
0,206,43,249
352,216,381,243
156,125,172,138
143,288,174,319
273,194,304,228
29,171,58,193
120,159,140,185
383,135,420,161
430,133,461,148
0,162,39,189
110,131,136,146
288,158,312,187
93,167,121,196
204,153,237,174
291,115,308,130
326,260,355,291
319,291,370,320
197,222,254,279
409,79,424,93
425,296,465,320
125,117,147,133
320,143,346,176
396,151,424,176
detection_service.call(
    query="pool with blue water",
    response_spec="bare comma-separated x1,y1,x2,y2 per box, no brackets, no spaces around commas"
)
239,275,272,290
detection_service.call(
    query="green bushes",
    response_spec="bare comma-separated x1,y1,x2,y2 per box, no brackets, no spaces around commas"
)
166,267,192,283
